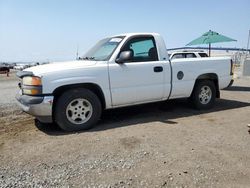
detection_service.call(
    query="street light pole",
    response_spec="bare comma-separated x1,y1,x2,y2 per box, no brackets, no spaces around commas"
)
246,30,250,54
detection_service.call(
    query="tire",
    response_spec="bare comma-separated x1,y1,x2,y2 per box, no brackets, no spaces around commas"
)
55,88,102,131
191,80,216,110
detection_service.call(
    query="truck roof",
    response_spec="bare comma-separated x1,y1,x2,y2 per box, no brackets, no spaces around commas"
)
170,50,206,53
113,33,160,38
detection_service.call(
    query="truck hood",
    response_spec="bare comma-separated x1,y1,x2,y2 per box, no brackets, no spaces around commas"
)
24,60,97,76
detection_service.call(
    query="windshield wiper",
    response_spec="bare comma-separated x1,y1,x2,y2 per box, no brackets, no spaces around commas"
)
79,56,95,60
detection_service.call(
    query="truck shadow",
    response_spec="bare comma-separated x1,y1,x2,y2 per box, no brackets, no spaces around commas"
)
35,98,250,136
224,86,250,92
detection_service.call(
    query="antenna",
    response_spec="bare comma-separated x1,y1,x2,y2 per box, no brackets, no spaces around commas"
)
76,44,79,60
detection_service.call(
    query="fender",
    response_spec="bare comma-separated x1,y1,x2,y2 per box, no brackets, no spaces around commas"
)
192,73,220,98
52,82,107,109
43,75,112,109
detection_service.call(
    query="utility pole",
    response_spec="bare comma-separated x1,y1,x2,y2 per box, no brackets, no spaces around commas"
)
242,30,250,77
246,30,250,54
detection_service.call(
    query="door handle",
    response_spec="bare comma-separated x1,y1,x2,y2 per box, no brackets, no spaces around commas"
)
154,66,163,72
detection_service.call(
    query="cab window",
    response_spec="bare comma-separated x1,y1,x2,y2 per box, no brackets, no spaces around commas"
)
172,53,184,59
185,53,196,58
121,36,158,62
199,53,208,57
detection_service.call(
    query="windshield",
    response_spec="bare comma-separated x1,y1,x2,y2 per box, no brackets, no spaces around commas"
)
81,36,125,61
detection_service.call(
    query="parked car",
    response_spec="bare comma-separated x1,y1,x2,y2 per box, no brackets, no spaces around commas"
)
16,33,233,131
14,64,30,71
169,51,208,60
0,66,10,76
0,63,15,69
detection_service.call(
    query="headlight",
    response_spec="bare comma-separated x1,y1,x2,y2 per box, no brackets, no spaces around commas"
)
23,76,42,86
22,76,42,95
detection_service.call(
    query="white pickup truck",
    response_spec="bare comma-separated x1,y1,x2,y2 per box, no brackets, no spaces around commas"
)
16,33,233,131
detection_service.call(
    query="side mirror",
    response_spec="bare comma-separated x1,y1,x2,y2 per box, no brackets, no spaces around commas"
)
115,50,133,64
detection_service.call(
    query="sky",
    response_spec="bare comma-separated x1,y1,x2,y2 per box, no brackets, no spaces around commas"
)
0,0,250,62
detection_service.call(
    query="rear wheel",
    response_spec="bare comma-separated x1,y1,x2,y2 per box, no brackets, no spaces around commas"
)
191,80,216,110
55,88,102,131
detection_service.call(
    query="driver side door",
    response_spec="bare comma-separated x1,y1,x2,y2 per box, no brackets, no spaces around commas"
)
109,36,166,106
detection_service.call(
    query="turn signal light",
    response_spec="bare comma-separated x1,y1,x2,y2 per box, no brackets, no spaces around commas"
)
22,88,41,95
23,76,42,86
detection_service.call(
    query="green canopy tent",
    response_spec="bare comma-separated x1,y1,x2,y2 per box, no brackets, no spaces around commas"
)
186,30,237,56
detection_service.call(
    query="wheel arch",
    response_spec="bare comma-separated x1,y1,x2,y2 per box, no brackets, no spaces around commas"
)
192,73,220,98
52,83,106,110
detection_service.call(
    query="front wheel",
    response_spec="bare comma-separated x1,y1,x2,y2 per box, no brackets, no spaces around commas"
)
191,80,216,110
55,88,102,131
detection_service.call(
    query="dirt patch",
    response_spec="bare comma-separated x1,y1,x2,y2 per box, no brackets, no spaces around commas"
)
119,137,142,150
0,72,250,187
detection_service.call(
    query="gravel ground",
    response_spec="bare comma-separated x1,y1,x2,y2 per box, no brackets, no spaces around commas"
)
0,70,250,187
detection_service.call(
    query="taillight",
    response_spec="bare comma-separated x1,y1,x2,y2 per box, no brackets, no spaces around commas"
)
230,59,233,75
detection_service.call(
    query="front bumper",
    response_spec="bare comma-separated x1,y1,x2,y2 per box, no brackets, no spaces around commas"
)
16,91,54,123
